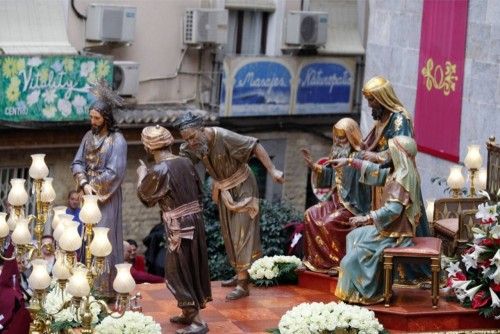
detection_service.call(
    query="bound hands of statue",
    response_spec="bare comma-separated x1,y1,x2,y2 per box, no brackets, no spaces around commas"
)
300,148,314,169
360,151,380,162
83,183,96,195
349,215,372,227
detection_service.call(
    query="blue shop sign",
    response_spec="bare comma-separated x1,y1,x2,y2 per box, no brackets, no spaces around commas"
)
296,62,352,114
231,61,291,116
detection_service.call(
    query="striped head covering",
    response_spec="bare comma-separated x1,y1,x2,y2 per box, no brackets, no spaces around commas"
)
141,125,174,151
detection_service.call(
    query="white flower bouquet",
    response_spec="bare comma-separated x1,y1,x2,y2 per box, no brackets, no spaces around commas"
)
248,255,302,287
267,301,385,334
41,282,104,332
94,311,162,334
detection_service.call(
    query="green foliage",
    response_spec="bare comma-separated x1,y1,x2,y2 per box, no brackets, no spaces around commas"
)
266,328,280,334
202,181,302,281
51,320,79,332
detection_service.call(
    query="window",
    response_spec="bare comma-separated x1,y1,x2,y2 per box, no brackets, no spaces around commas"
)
0,167,36,214
227,10,269,55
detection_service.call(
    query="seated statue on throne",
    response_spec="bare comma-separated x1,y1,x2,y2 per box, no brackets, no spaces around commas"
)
301,118,371,275
332,136,423,305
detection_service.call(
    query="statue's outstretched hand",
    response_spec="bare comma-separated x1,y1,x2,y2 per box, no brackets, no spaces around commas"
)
300,148,314,168
271,168,285,184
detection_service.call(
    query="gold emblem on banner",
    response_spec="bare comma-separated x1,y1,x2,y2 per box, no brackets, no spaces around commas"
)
421,58,458,96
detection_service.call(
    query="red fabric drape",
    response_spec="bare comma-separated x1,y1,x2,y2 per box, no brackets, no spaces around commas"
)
414,0,469,162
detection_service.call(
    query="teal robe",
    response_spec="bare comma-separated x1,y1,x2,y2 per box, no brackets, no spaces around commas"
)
335,162,413,304
364,112,431,239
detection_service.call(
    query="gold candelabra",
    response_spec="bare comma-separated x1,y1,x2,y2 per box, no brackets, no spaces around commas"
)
0,154,138,334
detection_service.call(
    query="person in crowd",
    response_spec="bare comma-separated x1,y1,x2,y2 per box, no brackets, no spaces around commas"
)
66,190,83,235
143,216,166,277
0,245,30,334
125,239,146,272
123,241,164,284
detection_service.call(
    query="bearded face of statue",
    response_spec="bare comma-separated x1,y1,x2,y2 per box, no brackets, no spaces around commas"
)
90,109,106,135
331,136,352,159
180,127,209,156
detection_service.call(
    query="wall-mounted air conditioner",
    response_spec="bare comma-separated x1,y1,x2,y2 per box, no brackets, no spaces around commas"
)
285,11,328,46
113,61,139,96
86,4,137,42
183,9,228,45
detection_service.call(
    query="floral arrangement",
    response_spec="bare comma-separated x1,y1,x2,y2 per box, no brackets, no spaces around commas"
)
42,283,104,332
444,201,500,319
94,311,162,334
267,301,385,334
248,255,302,287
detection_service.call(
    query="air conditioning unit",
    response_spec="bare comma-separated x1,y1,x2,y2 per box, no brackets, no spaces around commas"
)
184,9,228,44
285,11,328,46
113,61,140,96
86,4,137,42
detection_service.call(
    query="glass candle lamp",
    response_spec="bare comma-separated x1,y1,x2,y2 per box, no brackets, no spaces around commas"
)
113,263,136,294
447,165,465,198
11,218,32,245
59,221,82,252
79,195,101,225
8,179,29,215
464,145,482,196
476,168,487,192
40,177,56,203
425,199,435,224
29,154,49,180
0,212,9,239
51,206,68,230
28,259,52,290
67,267,90,298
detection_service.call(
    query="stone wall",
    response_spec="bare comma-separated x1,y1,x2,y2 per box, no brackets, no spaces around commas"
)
362,0,500,202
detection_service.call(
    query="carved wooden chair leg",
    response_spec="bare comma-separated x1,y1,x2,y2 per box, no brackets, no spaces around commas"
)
431,256,440,308
383,255,393,307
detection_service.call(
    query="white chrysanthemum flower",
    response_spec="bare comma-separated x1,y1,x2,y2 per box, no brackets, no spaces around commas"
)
27,90,40,106
28,57,42,67
43,89,57,103
57,98,72,117
42,105,57,119
80,61,96,78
